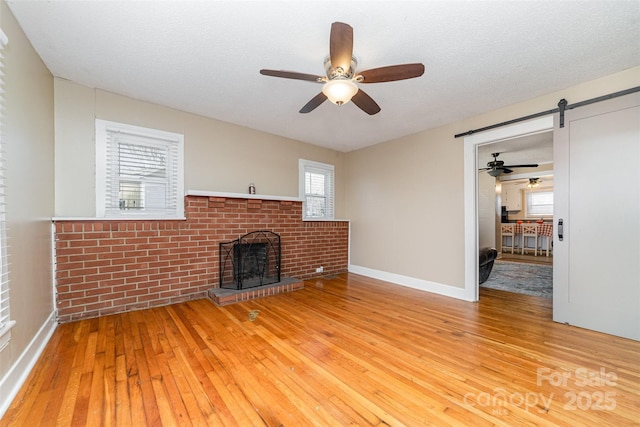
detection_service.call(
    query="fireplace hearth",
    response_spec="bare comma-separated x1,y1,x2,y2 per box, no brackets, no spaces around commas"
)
219,230,281,290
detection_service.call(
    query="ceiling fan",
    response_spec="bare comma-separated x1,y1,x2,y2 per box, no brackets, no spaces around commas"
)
259,22,425,115
480,152,539,177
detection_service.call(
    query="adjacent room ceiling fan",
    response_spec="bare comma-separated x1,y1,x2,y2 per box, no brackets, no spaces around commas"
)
259,22,425,115
480,152,539,177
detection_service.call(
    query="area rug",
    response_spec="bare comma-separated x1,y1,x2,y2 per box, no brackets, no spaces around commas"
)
481,260,553,298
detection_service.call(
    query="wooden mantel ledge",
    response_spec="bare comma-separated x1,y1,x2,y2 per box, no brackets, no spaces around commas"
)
186,190,304,202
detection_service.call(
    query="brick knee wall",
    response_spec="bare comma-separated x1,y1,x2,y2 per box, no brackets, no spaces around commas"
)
54,195,349,323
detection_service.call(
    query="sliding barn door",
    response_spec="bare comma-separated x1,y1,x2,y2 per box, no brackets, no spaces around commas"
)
553,92,640,340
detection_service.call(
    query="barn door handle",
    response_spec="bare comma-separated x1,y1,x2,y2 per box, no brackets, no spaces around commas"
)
558,218,564,241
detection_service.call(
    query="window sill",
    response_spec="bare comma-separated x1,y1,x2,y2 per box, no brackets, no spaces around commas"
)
303,218,350,222
187,190,304,202
52,217,187,222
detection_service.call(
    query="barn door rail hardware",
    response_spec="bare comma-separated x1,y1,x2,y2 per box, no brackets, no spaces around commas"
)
454,86,640,138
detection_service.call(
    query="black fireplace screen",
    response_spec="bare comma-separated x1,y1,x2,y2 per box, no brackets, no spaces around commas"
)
219,231,281,290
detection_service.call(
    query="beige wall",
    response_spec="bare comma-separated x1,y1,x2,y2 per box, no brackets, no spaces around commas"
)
346,123,466,286
345,66,640,290
0,0,55,389
54,80,346,218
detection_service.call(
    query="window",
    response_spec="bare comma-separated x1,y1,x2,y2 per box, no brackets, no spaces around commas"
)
96,120,184,218
299,159,334,220
0,28,14,350
526,190,554,216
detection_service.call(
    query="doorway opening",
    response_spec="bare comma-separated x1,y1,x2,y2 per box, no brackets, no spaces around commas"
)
463,116,554,301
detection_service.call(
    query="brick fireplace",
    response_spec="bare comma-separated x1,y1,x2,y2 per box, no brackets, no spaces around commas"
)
53,195,349,323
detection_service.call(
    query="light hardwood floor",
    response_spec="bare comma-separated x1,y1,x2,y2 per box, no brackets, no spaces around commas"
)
2,273,638,426
498,251,553,266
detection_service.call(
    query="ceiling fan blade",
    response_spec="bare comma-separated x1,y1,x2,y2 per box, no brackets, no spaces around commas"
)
358,63,425,83
299,92,328,114
260,69,324,82
503,164,539,168
502,168,514,174
330,22,354,74
351,89,381,115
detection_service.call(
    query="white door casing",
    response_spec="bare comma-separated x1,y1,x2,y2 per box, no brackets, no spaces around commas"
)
464,116,554,301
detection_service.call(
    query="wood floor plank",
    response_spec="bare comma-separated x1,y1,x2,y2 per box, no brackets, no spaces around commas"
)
86,352,106,426
172,305,268,425
114,353,132,426
127,370,148,426
70,371,93,426
135,313,184,426
51,322,94,426
170,348,225,427
4,324,73,427
2,273,639,426
54,361,82,426
162,306,230,422
248,323,408,426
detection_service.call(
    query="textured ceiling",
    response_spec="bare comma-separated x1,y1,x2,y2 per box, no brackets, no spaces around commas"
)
6,1,640,152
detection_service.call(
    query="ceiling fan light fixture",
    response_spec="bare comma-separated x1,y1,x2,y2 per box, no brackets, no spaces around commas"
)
488,168,502,177
322,79,358,106
528,178,541,188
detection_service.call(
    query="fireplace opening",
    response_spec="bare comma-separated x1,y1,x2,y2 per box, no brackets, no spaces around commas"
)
219,230,281,290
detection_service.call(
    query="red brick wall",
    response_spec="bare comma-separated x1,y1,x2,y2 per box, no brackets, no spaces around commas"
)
54,195,349,323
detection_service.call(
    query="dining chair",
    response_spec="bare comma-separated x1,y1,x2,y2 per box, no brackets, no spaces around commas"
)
538,230,552,257
521,223,538,256
500,224,517,254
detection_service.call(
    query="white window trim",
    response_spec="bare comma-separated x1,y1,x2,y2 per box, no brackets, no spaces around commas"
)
96,120,184,219
299,159,335,220
0,28,15,350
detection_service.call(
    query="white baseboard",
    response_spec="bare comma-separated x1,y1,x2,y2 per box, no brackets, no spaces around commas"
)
348,264,473,301
0,310,57,419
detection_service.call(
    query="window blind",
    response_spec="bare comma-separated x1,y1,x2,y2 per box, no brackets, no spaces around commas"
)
526,191,554,216
300,159,334,220
0,28,15,344
97,120,183,218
